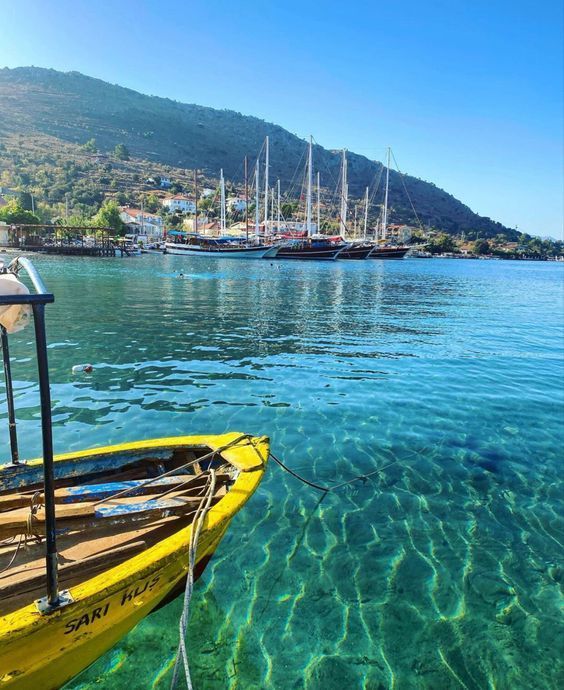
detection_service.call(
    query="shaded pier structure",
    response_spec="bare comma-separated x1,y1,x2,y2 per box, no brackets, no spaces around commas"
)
0,225,118,257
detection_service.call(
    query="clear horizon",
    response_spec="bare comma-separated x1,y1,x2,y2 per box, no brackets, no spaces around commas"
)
0,0,562,240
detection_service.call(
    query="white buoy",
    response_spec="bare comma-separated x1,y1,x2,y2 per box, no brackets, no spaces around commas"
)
72,364,93,374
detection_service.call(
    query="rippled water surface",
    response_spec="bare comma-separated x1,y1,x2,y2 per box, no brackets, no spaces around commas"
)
3,254,563,689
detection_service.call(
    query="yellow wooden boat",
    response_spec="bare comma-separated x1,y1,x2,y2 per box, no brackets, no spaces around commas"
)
0,434,268,689
0,258,269,688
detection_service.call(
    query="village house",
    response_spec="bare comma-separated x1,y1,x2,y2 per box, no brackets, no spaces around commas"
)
227,197,247,212
181,218,220,235
119,207,164,243
162,195,196,214
387,224,414,242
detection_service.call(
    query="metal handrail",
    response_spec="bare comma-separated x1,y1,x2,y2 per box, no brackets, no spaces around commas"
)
0,257,59,609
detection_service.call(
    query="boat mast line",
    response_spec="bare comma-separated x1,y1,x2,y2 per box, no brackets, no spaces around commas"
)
244,156,249,242
94,433,255,506
306,136,313,236
194,169,198,235
389,148,426,234
267,451,401,494
382,146,390,239
263,135,269,232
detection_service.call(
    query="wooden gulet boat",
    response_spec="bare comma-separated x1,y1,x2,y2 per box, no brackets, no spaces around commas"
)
0,258,268,689
367,148,409,259
334,150,375,260
275,137,348,261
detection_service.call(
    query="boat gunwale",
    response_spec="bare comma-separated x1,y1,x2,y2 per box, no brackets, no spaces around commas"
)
0,432,268,639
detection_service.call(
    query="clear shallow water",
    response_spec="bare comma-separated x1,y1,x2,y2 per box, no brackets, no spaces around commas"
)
2,254,563,689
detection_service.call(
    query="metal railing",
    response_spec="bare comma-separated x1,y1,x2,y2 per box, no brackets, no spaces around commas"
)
0,257,59,608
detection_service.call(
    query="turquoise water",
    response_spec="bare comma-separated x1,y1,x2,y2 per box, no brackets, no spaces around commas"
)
2,254,563,689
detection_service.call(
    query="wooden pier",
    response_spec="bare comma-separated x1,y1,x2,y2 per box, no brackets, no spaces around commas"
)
0,225,117,257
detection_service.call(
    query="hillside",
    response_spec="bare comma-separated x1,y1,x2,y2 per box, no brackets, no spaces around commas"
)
0,66,515,239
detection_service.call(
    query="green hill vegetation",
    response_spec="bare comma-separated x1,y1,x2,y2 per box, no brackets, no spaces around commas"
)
0,66,534,243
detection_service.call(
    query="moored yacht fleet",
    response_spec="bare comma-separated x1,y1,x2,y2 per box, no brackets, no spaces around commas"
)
165,137,411,261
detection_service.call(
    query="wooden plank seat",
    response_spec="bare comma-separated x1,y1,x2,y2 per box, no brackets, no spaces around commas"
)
0,473,213,511
0,473,230,539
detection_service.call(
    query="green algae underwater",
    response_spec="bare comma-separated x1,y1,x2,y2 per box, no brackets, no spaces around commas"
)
2,254,562,689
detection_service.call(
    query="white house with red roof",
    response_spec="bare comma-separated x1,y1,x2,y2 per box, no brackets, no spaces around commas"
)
119,207,164,239
162,195,196,213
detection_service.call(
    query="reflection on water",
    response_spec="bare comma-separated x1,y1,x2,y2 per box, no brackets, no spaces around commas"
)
1,254,562,688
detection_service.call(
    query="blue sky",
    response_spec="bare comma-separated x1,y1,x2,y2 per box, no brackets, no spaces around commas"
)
1,0,562,238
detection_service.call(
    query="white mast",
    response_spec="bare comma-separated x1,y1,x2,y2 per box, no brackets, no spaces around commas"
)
271,185,275,221
255,159,260,241
219,168,226,233
339,149,348,237
363,186,369,240
316,171,321,235
277,179,281,233
263,136,269,235
306,136,313,236
382,146,390,240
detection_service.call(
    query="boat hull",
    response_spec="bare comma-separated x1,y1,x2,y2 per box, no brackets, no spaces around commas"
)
368,246,409,259
338,244,374,260
0,433,268,690
164,242,276,258
274,244,346,260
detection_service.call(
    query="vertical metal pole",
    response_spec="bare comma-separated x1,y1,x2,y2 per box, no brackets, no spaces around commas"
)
32,304,59,607
1,326,19,464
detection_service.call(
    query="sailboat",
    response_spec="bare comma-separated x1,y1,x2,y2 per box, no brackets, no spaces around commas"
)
368,147,410,260
165,163,279,259
337,150,375,260
275,138,348,260
0,257,269,689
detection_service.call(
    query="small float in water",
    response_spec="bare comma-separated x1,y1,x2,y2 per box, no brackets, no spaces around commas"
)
0,257,268,689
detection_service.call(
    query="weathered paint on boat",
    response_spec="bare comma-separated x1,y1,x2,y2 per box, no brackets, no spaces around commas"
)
0,432,268,690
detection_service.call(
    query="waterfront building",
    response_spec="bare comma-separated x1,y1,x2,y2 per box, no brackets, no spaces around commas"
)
162,195,196,213
119,207,164,243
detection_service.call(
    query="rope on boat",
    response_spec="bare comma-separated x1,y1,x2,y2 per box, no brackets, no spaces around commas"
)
0,491,43,574
0,534,23,574
268,451,401,493
94,434,250,506
170,469,217,690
